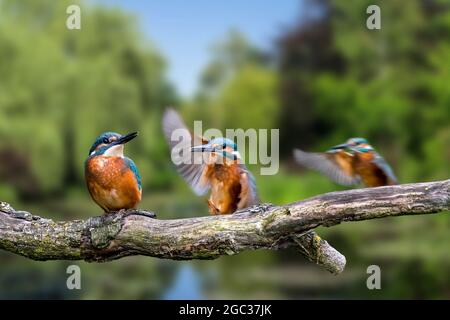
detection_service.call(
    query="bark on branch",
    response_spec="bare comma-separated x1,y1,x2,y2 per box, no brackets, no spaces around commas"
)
0,180,448,275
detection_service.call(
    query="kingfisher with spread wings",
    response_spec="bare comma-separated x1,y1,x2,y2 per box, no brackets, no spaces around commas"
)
162,108,259,215
293,137,398,187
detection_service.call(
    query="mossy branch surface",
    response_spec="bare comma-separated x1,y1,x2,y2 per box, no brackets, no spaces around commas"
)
1,179,448,275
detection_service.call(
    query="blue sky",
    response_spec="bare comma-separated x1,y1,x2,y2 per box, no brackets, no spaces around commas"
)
96,0,301,97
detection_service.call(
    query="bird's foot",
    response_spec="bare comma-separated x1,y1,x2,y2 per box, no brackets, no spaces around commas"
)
8,210,34,220
131,209,157,219
113,209,157,219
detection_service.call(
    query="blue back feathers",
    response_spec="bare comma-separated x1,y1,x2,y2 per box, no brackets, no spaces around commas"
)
125,157,142,190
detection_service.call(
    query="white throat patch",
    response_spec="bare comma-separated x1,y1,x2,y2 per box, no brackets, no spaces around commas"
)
103,144,124,157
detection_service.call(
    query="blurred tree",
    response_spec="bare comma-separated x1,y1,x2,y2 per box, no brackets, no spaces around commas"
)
277,0,450,182
213,65,278,130
0,0,178,198
191,30,278,132
277,0,345,155
198,29,269,97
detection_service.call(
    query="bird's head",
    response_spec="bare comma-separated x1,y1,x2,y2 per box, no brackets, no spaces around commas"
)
88,131,138,157
191,137,241,164
329,137,374,154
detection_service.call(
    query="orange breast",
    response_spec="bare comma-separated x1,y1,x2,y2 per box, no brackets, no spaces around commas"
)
85,156,142,212
206,164,242,215
354,153,388,187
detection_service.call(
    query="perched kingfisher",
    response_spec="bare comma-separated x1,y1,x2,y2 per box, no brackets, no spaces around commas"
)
85,131,142,213
293,137,398,187
162,108,259,215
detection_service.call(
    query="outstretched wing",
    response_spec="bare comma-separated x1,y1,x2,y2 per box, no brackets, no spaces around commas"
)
162,108,210,195
372,153,398,185
238,164,259,208
293,148,360,186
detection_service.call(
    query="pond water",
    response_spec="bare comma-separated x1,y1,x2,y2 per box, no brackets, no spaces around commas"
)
161,264,204,300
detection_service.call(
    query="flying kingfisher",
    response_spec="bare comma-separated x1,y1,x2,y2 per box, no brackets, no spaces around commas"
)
85,131,142,213
162,108,259,215
293,137,398,187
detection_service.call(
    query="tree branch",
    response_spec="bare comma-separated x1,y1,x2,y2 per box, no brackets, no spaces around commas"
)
1,180,448,275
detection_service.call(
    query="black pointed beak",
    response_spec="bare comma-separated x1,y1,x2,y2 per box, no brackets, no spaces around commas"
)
330,143,349,150
191,144,215,153
114,132,138,145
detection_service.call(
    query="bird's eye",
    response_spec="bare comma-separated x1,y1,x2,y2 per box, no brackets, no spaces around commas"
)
102,138,109,144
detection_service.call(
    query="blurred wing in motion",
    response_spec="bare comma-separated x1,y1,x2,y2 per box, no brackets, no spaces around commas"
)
372,154,398,185
293,148,360,186
238,164,259,208
162,108,210,195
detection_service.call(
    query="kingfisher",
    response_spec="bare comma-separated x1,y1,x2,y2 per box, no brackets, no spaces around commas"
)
85,131,142,213
162,108,259,215
293,137,398,187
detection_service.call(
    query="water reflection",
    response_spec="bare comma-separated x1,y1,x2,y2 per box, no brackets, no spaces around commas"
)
161,264,204,300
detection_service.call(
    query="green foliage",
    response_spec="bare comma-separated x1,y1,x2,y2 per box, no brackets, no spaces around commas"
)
213,65,278,130
199,29,267,96
278,0,449,182
0,0,177,197
189,30,279,143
